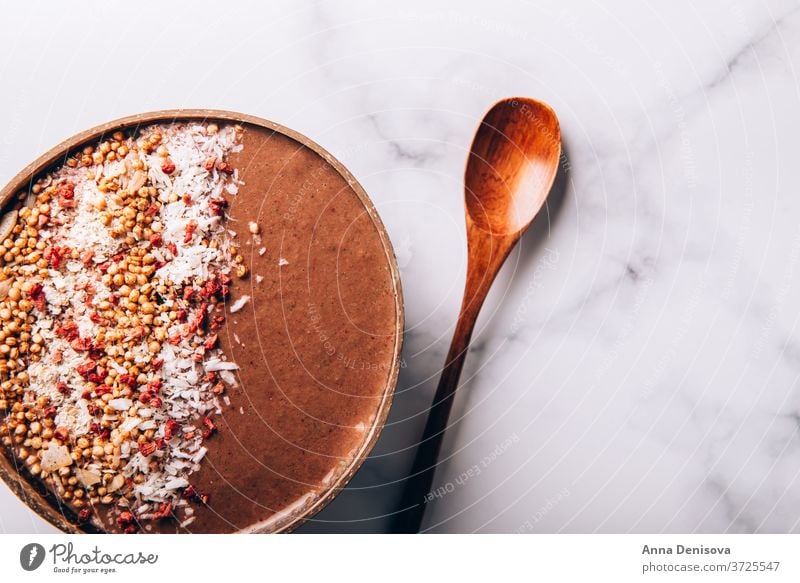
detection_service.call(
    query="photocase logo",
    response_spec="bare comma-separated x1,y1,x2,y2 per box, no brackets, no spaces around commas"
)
19,543,46,571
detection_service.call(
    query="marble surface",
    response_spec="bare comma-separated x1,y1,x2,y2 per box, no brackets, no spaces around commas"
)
2,0,800,533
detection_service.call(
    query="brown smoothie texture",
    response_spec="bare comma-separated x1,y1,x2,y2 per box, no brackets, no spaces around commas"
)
156,123,400,532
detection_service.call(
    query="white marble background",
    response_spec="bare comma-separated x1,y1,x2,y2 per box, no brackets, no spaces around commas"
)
2,0,800,533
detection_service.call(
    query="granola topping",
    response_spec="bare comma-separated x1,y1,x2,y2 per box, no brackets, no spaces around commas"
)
0,122,247,531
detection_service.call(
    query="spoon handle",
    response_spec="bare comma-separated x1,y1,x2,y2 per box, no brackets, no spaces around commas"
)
393,225,515,533
393,305,480,532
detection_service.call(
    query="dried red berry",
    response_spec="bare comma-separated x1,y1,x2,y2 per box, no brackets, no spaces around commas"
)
44,245,69,269
117,512,135,531
154,501,172,520
183,220,198,244
188,302,208,334
95,385,113,396
216,161,234,174
89,312,103,325
139,441,157,457
76,360,96,379
119,374,136,386
53,427,69,442
70,337,92,352
209,198,227,216
161,161,176,174
55,320,80,341
164,418,179,441
199,278,221,298
89,340,103,354
57,182,77,208
202,416,216,439
29,283,46,312
118,511,134,524
87,369,107,384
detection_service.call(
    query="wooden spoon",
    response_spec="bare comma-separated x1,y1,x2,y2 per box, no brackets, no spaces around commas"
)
394,97,561,532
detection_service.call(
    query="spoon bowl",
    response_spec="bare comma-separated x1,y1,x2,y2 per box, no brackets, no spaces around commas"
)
466,98,561,235
394,97,561,532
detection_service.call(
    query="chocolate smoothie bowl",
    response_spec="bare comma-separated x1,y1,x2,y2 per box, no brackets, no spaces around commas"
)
0,110,403,533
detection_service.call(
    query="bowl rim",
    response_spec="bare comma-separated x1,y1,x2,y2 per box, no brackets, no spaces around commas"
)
0,109,404,534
